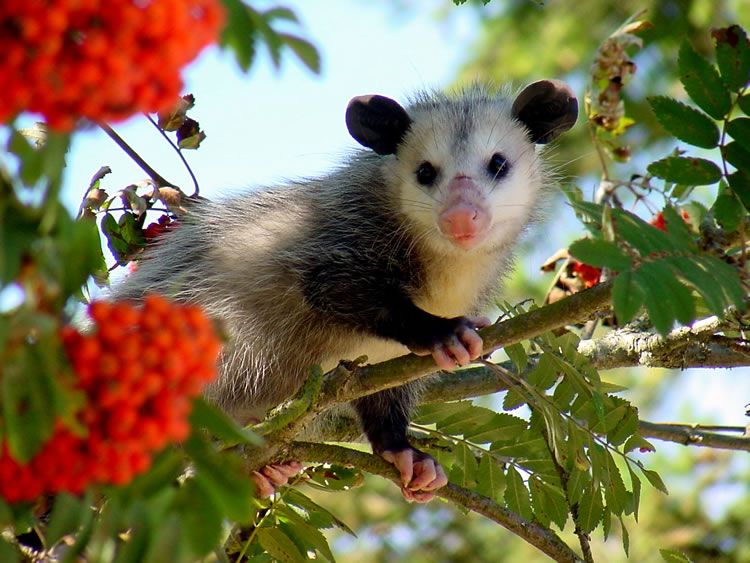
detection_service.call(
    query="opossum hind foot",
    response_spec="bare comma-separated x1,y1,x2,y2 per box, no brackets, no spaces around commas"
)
252,461,304,498
381,447,448,503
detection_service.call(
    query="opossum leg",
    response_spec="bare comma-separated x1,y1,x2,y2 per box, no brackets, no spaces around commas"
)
381,447,448,503
251,461,304,498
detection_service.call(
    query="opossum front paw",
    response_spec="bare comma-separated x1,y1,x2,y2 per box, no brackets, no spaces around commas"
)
251,461,304,498
381,447,448,503
409,315,490,371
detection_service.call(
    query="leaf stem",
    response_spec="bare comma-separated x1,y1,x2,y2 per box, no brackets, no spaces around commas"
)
144,113,201,196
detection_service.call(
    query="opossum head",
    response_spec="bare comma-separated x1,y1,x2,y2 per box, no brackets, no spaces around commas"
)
346,81,577,254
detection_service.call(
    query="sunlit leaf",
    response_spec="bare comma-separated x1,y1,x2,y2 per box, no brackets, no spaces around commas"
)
648,156,722,186
648,96,719,148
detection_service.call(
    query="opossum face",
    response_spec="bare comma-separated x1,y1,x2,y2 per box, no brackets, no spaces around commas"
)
346,81,577,254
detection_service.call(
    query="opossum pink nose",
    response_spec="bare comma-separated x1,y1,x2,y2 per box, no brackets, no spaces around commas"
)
439,203,490,249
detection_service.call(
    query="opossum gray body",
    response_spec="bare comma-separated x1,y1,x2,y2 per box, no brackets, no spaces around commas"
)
114,82,577,501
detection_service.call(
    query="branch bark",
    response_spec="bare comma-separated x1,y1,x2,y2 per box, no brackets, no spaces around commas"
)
286,441,582,563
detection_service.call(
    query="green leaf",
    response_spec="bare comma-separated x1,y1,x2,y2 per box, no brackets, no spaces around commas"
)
612,208,677,254
620,517,630,556
435,404,498,435
0,538,19,563
530,478,568,530
600,450,628,515
739,94,750,115
219,0,257,72
577,484,603,534
693,255,745,311
449,443,478,488
712,185,745,231
279,34,321,74
477,453,505,501
678,41,731,119
568,238,632,271
306,465,363,491
184,434,255,523
278,520,335,562
180,479,224,559
661,206,697,251
504,342,528,371
45,493,91,547
463,413,528,444
642,467,669,494
504,466,533,521
414,401,473,425
648,156,722,186
660,548,695,563
723,141,750,174
612,270,643,324
727,171,750,210
283,489,356,536
648,96,719,148
257,527,306,562
634,261,696,334
727,117,750,151
713,25,750,91
624,434,656,454
189,397,263,446
567,469,590,505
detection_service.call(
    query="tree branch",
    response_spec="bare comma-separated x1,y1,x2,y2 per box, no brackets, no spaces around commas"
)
317,281,613,407
286,442,582,563
99,123,176,188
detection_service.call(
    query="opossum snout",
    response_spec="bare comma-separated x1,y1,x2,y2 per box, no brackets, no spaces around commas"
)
438,176,490,249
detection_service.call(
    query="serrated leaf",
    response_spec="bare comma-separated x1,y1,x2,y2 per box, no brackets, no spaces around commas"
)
283,490,356,536
220,0,257,72
624,434,655,454
279,520,335,562
612,270,643,324
648,156,722,186
306,465,364,491
436,404,497,435
414,401,473,425
613,208,677,254
740,94,750,115
463,413,528,444
723,141,750,174
693,255,745,311
504,342,528,371
577,484,603,534
530,478,569,530
661,206,697,251
712,186,745,231
569,238,632,271
727,117,750,151
727,170,750,210
257,527,306,563
660,548,695,563
642,467,669,494
713,25,750,91
567,469,590,505
279,34,321,74
504,466,533,521
634,261,696,334
477,453,505,501
491,433,548,458
648,96,719,148
679,41,731,119
450,443,478,488
626,463,642,520
189,397,263,446
600,450,628,515
620,517,630,556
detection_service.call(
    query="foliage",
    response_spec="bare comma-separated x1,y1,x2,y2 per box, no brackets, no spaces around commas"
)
1,2,750,562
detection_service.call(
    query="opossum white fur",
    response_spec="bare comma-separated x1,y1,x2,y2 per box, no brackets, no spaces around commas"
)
113,81,577,499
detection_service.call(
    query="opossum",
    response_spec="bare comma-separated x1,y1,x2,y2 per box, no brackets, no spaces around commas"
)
114,80,577,502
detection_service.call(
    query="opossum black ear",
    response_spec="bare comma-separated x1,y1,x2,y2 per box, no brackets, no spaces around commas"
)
512,80,578,144
346,95,412,155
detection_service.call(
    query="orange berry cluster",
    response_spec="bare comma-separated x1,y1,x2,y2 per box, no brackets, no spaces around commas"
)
0,295,221,503
0,0,224,130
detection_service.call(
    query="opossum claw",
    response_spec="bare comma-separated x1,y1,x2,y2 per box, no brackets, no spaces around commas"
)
251,461,304,498
381,448,448,503
427,315,490,370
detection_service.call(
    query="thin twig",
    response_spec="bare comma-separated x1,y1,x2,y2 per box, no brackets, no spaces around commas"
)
144,113,200,196
99,123,176,188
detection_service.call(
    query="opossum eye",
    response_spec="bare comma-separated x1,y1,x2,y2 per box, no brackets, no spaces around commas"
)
416,162,438,186
487,153,509,179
